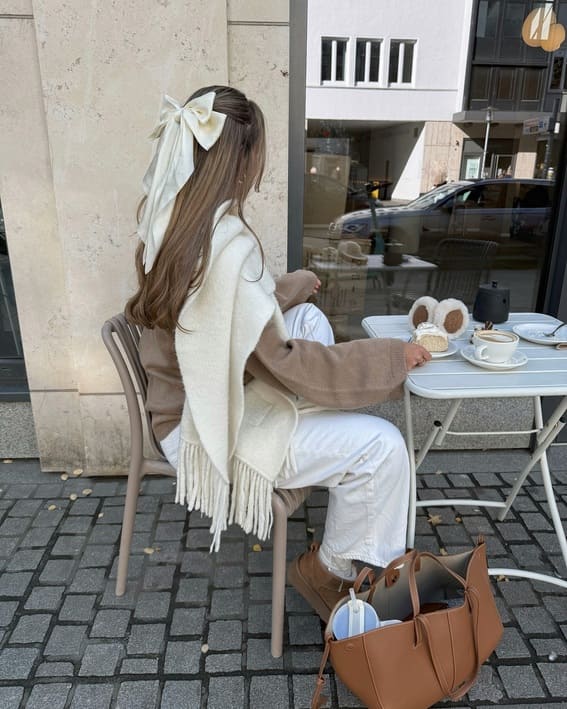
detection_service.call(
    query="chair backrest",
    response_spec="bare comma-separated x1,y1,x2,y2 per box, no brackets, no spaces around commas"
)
101,313,166,462
430,238,498,306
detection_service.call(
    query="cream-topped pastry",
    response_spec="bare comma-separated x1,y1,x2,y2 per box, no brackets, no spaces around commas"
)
413,322,448,352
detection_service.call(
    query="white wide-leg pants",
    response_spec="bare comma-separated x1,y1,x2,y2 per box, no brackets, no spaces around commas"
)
161,303,409,568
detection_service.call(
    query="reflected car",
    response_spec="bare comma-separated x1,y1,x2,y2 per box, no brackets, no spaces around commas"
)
328,178,553,266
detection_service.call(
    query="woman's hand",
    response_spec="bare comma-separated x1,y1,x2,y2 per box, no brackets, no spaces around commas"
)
404,343,432,370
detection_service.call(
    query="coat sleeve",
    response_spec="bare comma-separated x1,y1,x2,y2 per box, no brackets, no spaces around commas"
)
246,318,408,409
274,270,318,313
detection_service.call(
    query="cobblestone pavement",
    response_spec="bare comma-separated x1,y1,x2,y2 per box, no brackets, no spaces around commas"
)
0,450,565,708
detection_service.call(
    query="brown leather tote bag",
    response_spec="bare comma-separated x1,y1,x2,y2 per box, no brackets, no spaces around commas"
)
312,539,502,709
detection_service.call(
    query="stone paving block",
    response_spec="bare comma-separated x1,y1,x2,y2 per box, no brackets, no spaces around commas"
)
509,543,545,567
9,613,51,644
0,686,24,709
90,482,120,497
513,606,558,635
33,484,65,500
498,665,546,698
248,602,271,634
496,522,530,541
2,484,37,499
51,535,86,556
537,661,567,695
207,620,242,651
176,577,209,604
170,607,206,636
210,589,243,618
120,658,159,674
215,540,245,562
543,595,567,622
95,507,125,525
91,609,131,637
130,532,153,553
208,676,244,709
495,626,531,659
154,521,184,540
44,625,87,658
534,531,563,554
247,549,273,574
186,528,214,549
116,680,159,709
498,579,539,606
59,517,92,534
68,498,100,516
205,653,242,673
26,682,72,709
336,678,365,708
180,550,213,575
32,508,65,527
87,525,121,544
8,499,42,516
214,564,245,588
0,517,30,535
293,674,329,709
109,554,144,580
142,564,175,590
59,594,96,622
143,540,182,564
530,637,567,657
161,681,201,708
249,575,272,601
0,647,39,679
134,592,170,620
78,545,115,568
25,586,64,611
520,512,553,531
467,665,505,704
35,661,74,676
127,623,166,655
0,537,19,557
164,640,201,674
286,587,313,614
79,642,123,676
247,638,284,670
39,559,76,585
100,584,139,609
160,503,187,521
0,600,19,625
0,571,33,597
250,675,289,708
290,649,322,670
288,614,323,645
69,568,107,593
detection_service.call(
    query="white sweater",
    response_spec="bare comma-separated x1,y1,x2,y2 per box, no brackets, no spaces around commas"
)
174,208,299,550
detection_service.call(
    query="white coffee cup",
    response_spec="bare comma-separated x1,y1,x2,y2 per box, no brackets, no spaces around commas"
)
472,329,519,363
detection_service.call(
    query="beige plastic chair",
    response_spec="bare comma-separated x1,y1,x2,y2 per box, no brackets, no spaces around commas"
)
101,313,311,658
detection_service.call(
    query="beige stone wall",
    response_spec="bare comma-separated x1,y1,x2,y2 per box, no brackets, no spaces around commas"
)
0,0,290,473
420,121,466,193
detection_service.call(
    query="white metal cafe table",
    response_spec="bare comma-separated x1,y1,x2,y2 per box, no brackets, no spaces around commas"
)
362,312,567,589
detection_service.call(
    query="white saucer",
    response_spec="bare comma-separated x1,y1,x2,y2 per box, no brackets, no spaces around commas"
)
430,341,458,359
460,346,528,371
512,322,567,346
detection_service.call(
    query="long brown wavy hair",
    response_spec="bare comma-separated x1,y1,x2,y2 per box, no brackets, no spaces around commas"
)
126,85,266,331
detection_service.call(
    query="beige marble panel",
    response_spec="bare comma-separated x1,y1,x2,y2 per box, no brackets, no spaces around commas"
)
0,18,77,396
228,0,288,23
515,135,538,178
228,24,289,275
30,390,84,472
0,0,32,14
79,393,131,475
31,0,229,393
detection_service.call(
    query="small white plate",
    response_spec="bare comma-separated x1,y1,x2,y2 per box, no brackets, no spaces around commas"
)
430,341,458,359
460,346,528,371
513,322,567,346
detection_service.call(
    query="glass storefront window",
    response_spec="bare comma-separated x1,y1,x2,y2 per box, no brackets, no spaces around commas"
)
299,1,563,341
0,201,29,399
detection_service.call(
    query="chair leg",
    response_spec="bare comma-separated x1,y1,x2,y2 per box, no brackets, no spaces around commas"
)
115,459,142,596
271,493,288,658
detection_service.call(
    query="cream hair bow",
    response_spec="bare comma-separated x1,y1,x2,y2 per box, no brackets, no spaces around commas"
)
137,92,226,273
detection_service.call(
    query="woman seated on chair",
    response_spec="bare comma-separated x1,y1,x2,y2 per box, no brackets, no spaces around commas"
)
125,86,430,621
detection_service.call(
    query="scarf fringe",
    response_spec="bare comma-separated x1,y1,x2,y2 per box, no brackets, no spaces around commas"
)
176,441,273,551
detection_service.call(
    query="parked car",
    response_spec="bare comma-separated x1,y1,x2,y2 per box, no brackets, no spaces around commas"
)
328,178,553,267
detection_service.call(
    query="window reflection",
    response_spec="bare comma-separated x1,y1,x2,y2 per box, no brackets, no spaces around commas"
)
301,0,562,340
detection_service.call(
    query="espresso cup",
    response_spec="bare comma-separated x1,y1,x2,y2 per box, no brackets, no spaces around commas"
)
472,329,519,363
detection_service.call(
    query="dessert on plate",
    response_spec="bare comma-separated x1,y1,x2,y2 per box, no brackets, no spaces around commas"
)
412,322,449,352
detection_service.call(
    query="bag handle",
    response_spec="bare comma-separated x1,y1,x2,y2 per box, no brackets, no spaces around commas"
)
311,639,331,709
417,584,483,700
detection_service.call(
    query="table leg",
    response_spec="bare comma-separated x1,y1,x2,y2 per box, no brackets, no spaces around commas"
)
415,399,462,470
404,385,417,548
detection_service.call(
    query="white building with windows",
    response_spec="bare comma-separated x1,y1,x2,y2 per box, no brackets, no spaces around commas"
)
306,0,475,199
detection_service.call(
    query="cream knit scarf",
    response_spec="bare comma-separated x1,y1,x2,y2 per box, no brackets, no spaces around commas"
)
174,207,298,550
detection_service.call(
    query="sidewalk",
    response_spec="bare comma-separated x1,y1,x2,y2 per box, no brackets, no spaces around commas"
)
0,448,565,708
